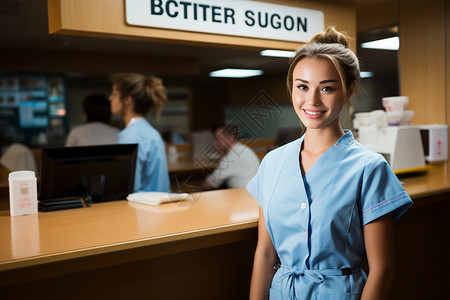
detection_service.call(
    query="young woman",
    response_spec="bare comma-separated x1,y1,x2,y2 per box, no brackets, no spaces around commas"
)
109,73,170,193
246,27,412,299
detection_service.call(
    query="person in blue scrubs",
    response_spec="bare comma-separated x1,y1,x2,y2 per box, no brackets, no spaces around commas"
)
109,73,170,193
247,26,413,300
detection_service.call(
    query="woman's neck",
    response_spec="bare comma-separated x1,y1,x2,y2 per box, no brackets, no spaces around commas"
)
303,126,344,154
123,112,143,126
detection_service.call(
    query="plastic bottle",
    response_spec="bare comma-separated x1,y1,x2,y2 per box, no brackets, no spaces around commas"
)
167,145,179,164
9,170,38,216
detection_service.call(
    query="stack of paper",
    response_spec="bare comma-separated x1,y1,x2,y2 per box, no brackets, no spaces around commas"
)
127,192,193,206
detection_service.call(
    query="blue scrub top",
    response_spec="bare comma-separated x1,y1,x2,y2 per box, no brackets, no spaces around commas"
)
118,119,170,193
246,130,412,299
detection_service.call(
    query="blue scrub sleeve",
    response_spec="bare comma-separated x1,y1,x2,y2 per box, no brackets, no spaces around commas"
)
117,131,137,144
246,165,264,209
360,156,413,225
246,148,285,210
117,130,142,191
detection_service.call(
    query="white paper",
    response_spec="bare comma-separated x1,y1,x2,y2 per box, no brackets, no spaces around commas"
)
127,192,193,206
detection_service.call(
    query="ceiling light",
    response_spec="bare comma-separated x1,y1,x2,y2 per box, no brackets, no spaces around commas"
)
360,71,374,78
209,69,263,78
361,36,399,50
260,49,295,58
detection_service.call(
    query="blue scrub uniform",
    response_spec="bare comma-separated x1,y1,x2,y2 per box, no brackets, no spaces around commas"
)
118,118,170,193
246,130,412,300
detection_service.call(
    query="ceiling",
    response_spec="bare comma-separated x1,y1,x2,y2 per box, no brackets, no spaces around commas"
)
0,0,394,79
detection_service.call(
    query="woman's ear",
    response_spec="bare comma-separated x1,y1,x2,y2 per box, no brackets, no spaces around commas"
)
122,95,133,106
347,80,357,97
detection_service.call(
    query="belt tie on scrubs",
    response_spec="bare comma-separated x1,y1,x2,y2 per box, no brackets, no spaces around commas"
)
278,265,358,299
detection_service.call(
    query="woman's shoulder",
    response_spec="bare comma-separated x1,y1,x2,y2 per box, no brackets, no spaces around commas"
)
345,139,389,169
262,138,300,163
122,119,152,134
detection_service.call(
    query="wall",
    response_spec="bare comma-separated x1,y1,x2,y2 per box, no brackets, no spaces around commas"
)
356,0,398,33
447,0,450,131
398,0,447,126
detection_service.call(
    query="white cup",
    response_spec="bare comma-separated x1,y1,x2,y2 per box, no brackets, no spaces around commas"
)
400,110,415,125
382,96,408,112
386,111,404,126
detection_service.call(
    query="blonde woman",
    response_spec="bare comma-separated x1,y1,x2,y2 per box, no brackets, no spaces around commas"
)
109,73,170,192
247,27,412,299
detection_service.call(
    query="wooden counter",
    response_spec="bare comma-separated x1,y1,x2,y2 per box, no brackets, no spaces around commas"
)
0,188,258,299
0,188,258,271
0,164,449,299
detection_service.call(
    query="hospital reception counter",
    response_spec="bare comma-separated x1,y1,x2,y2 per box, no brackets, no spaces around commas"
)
0,164,450,299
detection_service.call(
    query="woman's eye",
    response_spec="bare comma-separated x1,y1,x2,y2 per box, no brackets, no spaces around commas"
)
321,86,334,92
297,84,308,91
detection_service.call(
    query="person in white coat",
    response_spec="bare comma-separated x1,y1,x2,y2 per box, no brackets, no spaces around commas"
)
202,123,260,190
65,94,119,147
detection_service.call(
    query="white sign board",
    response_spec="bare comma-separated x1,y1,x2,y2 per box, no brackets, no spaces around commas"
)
125,0,324,43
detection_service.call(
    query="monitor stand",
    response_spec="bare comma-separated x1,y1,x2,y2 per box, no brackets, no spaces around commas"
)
80,174,105,203
38,174,106,212
38,197,84,212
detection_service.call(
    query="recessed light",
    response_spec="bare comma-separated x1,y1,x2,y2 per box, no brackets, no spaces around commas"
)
361,37,399,50
260,49,295,58
209,69,263,78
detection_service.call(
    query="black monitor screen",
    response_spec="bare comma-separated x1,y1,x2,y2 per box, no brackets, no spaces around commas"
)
39,144,137,203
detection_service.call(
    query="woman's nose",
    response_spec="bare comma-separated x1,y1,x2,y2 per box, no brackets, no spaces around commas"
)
305,90,321,105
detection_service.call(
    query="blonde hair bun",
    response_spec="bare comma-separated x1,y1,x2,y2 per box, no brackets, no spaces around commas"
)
147,76,167,119
310,26,349,48
110,73,167,119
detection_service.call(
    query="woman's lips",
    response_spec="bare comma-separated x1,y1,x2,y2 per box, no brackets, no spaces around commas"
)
303,109,326,118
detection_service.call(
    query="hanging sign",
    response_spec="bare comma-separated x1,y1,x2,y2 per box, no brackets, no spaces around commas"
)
125,0,324,43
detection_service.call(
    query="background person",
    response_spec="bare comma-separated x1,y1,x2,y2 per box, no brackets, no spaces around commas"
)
109,73,170,193
201,123,260,190
65,93,119,147
246,26,412,299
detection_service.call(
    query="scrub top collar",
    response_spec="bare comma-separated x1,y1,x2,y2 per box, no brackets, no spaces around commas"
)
335,129,355,147
297,129,355,149
127,117,145,127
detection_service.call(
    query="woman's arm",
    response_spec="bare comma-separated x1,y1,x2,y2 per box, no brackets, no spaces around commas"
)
249,207,278,300
361,213,395,300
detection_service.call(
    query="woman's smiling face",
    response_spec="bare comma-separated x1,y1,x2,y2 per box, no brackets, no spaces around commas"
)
291,57,346,131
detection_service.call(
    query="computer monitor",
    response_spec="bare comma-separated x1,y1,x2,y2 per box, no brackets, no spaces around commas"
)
19,100,49,128
39,144,137,210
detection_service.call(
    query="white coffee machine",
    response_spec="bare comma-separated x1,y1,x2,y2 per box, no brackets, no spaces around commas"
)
358,125,426,173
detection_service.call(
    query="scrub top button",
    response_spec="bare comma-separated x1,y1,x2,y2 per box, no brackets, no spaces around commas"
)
301,203,307,209
304,231,307,237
